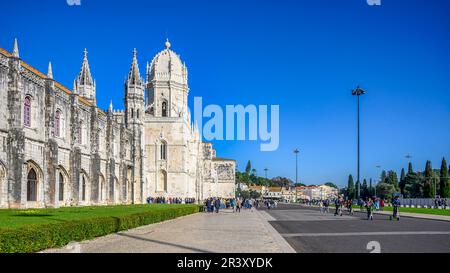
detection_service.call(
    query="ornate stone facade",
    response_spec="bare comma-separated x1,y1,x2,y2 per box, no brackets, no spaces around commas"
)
0,39,235,209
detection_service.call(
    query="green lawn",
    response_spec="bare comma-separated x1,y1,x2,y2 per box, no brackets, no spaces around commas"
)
0,204,202,253
0,204,197,230
382,206,450,216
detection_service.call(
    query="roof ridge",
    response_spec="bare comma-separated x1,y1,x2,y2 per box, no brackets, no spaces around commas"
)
0,47,95,108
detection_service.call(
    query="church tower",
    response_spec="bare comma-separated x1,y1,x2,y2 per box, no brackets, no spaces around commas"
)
146,39,188,118
75,49,96,105
125,48,145,126
124,48,145,203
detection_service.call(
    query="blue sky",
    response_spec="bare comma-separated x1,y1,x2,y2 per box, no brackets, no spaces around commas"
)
1,0,449,187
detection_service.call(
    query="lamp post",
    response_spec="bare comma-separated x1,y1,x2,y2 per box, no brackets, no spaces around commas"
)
294,149,300,203
352,86,366,200
375,165,381,197
264,168,269,180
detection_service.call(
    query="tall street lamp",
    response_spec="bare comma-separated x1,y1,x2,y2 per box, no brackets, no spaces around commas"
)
294,149,300,203
375,165,381,197
352,86,366,200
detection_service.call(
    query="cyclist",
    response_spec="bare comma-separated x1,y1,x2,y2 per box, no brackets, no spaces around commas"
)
334,196,343,216
391,196,401,221
366,198,375,220
348,199,354,215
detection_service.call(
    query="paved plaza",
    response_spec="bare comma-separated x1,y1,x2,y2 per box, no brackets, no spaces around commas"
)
261,204,450,253
43,209,295,253
42,203,450,253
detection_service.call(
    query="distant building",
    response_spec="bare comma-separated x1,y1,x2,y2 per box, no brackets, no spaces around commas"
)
263,187,283,199
296,184,338,200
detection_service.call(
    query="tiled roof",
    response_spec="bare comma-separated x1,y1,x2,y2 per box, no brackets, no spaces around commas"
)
212,158,236,162
0,47,95,109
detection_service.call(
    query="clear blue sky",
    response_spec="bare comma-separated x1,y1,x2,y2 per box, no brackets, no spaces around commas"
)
1,0,449,187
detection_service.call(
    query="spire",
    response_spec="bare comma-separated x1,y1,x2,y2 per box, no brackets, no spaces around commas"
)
109,100,113,112
73,80,77,93
145,61,150,83
13,38,19,58
75,48,96,103
47,62,53,79
77,48,94,86
165,38,171,49
127,48,143,85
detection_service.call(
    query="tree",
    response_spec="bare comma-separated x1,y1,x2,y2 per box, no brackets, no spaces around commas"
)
399,168,406,195
324,182,338,189
369,178,373,197
380,170,387,184
271,176,294,188
362,179,369,199
405,172,423,198
245,160,252,175
249,190,262,199
408,162,414,174
386,171,399,190
376,183,395,199
355,180,360,199
440,157,450,198
423,160,434,198
347,175,355,199
404,162,421,198
236,188,250,199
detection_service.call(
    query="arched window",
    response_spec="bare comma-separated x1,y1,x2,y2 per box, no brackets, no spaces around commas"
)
160,142,167,160
82,176,86,201
27,168,37,201
137,109,140,119
24,96,31,127
131,108,134,119
59,172,64,201
54,110,61,137
162,101,168,117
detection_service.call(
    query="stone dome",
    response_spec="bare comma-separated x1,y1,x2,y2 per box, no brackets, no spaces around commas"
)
147,39,187,84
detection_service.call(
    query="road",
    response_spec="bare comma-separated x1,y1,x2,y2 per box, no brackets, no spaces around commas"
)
259,203,450,253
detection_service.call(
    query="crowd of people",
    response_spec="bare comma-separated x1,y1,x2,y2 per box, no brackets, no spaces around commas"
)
146,197,196,204
434,198,448,209
313,196,401,221
203,197,263,213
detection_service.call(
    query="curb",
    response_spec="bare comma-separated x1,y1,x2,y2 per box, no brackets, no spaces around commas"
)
256,210,296,253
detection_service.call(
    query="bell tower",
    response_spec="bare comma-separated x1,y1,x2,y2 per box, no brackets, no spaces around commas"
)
146,39,188,118
124,48,145,126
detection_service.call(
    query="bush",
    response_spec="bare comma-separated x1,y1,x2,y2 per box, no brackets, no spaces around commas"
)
0,205,202,253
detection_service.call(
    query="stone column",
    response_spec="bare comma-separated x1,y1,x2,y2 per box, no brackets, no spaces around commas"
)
7,55,25,209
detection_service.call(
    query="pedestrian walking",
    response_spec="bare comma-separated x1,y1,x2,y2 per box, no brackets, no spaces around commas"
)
214,198,221,213
366,198,375,220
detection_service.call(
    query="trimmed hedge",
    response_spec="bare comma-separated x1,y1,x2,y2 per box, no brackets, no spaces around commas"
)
0,205,203,253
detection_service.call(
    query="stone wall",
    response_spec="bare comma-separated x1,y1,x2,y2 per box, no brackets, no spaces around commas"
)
0,48,144,209
0,42,236,208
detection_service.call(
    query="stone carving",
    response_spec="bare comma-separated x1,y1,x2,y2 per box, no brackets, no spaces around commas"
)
0,40,236,208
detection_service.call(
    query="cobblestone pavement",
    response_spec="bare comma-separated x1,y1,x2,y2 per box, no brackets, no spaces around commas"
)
42,208,295,253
